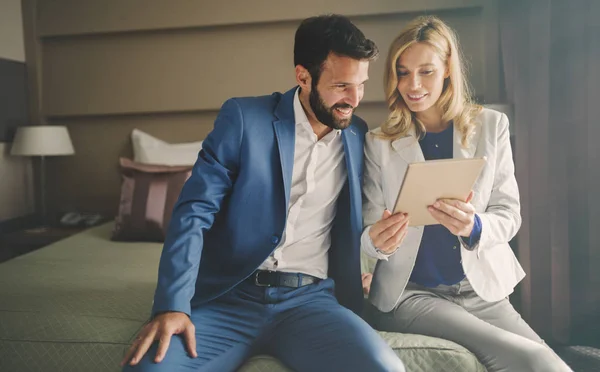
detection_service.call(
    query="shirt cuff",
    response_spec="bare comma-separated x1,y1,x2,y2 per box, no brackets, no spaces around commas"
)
361,225,396,261
460,213,482,250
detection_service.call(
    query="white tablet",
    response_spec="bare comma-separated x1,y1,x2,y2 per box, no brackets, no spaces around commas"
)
393,157,486,226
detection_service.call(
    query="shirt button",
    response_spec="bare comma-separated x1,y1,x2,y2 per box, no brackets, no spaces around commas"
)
271,235,280,245
453,246,457,250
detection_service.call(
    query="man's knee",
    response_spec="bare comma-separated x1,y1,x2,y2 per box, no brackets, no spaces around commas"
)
121,355,164,372
121,340,191,372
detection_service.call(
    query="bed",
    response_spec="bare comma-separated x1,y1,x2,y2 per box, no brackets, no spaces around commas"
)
0,222,485,372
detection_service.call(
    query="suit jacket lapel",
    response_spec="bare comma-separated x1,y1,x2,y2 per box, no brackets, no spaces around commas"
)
273,87,297,207
341,125,360,180
341,122,363,237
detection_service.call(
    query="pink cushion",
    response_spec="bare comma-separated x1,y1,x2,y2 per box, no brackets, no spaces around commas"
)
112,158,192,242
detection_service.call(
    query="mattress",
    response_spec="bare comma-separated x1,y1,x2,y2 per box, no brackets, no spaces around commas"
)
0,223,485,372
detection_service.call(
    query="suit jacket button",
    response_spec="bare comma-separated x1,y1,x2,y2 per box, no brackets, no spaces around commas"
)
272,236,280,245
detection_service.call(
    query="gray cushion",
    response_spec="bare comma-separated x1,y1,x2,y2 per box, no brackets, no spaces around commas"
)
0,223,485,372
237,332,485,372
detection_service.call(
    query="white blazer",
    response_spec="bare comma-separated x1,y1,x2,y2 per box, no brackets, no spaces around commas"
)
361,108,526,313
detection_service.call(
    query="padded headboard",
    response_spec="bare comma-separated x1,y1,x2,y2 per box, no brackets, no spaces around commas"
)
45,113,216,218
33,2,495,220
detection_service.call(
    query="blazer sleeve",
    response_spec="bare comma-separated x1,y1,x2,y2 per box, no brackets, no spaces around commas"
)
152,98,244,317
361,133,396,261
472,113,522,254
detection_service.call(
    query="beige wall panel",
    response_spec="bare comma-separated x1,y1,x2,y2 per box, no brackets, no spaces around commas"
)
44,104,392,216
42,22,296,116
0,0,25,61
37,1,493,217
38,0,483,37
42,9,482,117
45,112,216,216
355,102,390,129
44,103,387,216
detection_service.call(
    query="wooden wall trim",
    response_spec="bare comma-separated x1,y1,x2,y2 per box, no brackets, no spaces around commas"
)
0,58,28,141
38,0,483,37
22,0,43,126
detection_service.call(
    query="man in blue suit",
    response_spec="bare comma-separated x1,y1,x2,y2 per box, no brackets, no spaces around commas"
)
122,14,405,372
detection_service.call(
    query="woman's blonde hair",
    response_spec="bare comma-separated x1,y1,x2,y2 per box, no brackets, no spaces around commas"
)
379,16,481,146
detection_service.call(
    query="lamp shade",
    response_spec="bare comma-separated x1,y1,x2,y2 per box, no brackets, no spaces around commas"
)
10,125,75,156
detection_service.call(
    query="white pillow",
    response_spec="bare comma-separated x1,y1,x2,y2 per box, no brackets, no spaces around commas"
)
131,129,203,166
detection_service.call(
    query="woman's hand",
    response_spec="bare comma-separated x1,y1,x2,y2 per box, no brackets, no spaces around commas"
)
368,210,410,254
361,273,373,295
428,191,475,237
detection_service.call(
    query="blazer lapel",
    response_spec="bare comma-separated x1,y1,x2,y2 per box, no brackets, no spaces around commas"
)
391,127,425,164
273,87,297,207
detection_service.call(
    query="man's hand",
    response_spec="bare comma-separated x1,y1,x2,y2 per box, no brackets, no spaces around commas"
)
428,191,476,237
369,210,410,254
121,311,197,366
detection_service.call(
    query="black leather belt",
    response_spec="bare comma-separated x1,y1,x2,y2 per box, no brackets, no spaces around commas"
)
250,270,321,288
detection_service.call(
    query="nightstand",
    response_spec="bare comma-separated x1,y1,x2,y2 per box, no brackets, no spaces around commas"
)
0,226,86,263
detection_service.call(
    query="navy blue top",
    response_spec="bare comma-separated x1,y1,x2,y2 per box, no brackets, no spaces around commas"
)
409,123,482,287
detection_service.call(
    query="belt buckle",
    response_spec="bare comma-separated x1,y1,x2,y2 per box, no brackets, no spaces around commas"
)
254,271,272,287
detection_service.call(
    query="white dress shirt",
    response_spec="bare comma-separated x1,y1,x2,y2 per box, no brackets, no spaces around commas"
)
259,88,347,278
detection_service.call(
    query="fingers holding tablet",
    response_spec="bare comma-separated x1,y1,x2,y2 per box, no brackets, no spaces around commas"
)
369,209,410,254
428,192,476,236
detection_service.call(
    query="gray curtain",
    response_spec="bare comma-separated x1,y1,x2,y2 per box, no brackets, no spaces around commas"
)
499,0,600,345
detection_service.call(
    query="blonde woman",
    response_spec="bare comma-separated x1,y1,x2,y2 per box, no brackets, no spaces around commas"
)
361,16,572,372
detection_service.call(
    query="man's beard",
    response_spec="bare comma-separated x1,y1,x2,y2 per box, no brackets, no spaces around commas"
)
309,85,354,130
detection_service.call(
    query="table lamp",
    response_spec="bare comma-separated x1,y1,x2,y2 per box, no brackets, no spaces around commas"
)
10,125,75,226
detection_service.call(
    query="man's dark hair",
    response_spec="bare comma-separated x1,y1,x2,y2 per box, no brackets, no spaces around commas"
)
294,14,379,84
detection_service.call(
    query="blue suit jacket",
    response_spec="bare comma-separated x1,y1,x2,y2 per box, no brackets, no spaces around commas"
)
152,87,367,316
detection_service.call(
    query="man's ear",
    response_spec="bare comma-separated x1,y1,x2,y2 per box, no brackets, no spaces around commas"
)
295,65,311,90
